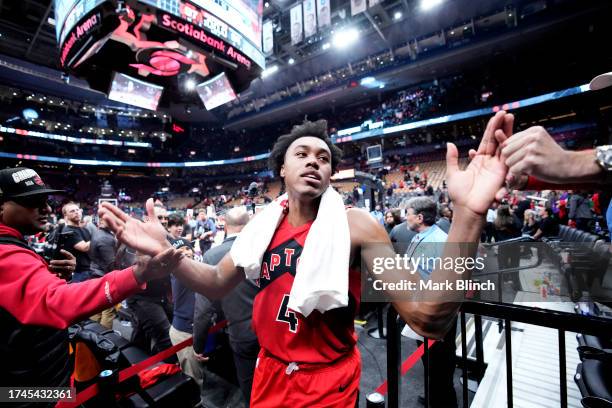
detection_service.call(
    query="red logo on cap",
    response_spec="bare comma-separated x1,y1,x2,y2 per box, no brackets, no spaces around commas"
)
33,176,44,186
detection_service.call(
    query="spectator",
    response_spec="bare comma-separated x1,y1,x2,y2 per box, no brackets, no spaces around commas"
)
62,202,92,282
352,186,360,204
494,205,522,278
81,215,97,238
194,209,216,253
167,212,184,239
533,207,560,240
483,202,497,243
494,205,522,243
194,206,259,406
436,204,453,234
169,238,203,388
568,191,593,232
384,209,402,234
183,212,196,241
370,204,384,225
403,196,457,408
125,205,176,362
89,217,118,329
521,209,539,236
388,217,417,254
513,194,531,227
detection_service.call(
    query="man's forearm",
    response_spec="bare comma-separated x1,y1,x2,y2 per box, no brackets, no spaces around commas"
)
406,208,485,338
74,241,90,252
566,149,603,183
173,257,241,299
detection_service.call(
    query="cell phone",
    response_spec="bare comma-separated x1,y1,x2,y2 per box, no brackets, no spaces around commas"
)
52,231,74,260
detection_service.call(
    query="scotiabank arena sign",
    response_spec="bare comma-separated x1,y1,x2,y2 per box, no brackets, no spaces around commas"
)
58,4,119,70
159,13,253,70
60,13,101,67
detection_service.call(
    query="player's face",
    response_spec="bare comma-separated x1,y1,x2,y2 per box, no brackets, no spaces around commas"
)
281,136,332,199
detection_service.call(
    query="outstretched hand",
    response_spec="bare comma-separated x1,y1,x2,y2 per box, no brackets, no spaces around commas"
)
99,198,170,257
446,111,512,217
132,247,184,284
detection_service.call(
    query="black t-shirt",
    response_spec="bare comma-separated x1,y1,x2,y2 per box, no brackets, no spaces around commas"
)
63,225,91,273
539,217,560,238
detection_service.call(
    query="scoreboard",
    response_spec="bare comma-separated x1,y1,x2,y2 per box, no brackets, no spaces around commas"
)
54,0,265,110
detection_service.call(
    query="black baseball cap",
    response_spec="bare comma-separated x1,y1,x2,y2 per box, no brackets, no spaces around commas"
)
170,237,193,250
0,167,64,200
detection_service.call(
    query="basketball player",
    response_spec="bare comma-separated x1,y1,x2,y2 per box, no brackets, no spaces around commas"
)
100,111,512,406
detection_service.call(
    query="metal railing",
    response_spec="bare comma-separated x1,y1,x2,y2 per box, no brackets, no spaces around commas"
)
384,302,612,408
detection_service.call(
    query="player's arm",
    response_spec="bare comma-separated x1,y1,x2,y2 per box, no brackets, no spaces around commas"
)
99,198,243,299
349,208,459,339
171,251,244,300
354,111,512,339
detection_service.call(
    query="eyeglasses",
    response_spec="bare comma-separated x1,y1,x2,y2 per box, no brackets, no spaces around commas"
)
11,196,50,209
158,215,169,220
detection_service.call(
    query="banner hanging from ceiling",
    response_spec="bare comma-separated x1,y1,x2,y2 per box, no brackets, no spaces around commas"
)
262,19,274,54
317,0,331,28
303,0,317,38
290,3,303,45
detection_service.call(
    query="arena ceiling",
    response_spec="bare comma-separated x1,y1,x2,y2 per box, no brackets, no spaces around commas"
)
0,0,608,125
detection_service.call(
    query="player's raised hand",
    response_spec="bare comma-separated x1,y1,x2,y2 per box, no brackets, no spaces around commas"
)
446,111,509,217
99,198,170,256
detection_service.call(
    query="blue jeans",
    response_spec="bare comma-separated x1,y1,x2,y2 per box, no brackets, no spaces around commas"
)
70,271,92,283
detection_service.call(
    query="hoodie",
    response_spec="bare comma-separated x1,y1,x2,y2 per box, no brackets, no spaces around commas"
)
0,223,142,329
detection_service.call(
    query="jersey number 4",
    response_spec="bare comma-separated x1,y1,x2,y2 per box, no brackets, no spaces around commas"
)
276,294,298,333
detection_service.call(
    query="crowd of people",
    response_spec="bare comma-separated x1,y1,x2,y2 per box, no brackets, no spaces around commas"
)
1,86,610,406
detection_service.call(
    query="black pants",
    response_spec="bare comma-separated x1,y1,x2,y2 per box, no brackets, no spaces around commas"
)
127,297,176,363
417,319,458,408
230,340,260,406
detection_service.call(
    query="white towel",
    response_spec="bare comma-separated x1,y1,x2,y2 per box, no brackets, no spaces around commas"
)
230,186,350,317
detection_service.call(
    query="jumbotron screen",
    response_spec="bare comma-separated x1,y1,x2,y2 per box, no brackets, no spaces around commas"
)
182,0,262,49
196,72,237,110
108,73,164,111
54,0,265,108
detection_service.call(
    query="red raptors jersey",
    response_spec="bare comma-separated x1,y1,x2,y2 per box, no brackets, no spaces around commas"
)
252,215,361,364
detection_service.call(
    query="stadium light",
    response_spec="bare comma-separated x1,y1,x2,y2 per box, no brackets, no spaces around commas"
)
360,76,376,85
420,0,444,12
288,58,295,65
262,65,278,77
322,42,331,50
394,11,402,20
332,28,358,49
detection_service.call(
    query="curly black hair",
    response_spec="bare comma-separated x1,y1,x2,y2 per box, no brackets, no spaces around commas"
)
167,212,184,228
267,119,343,177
